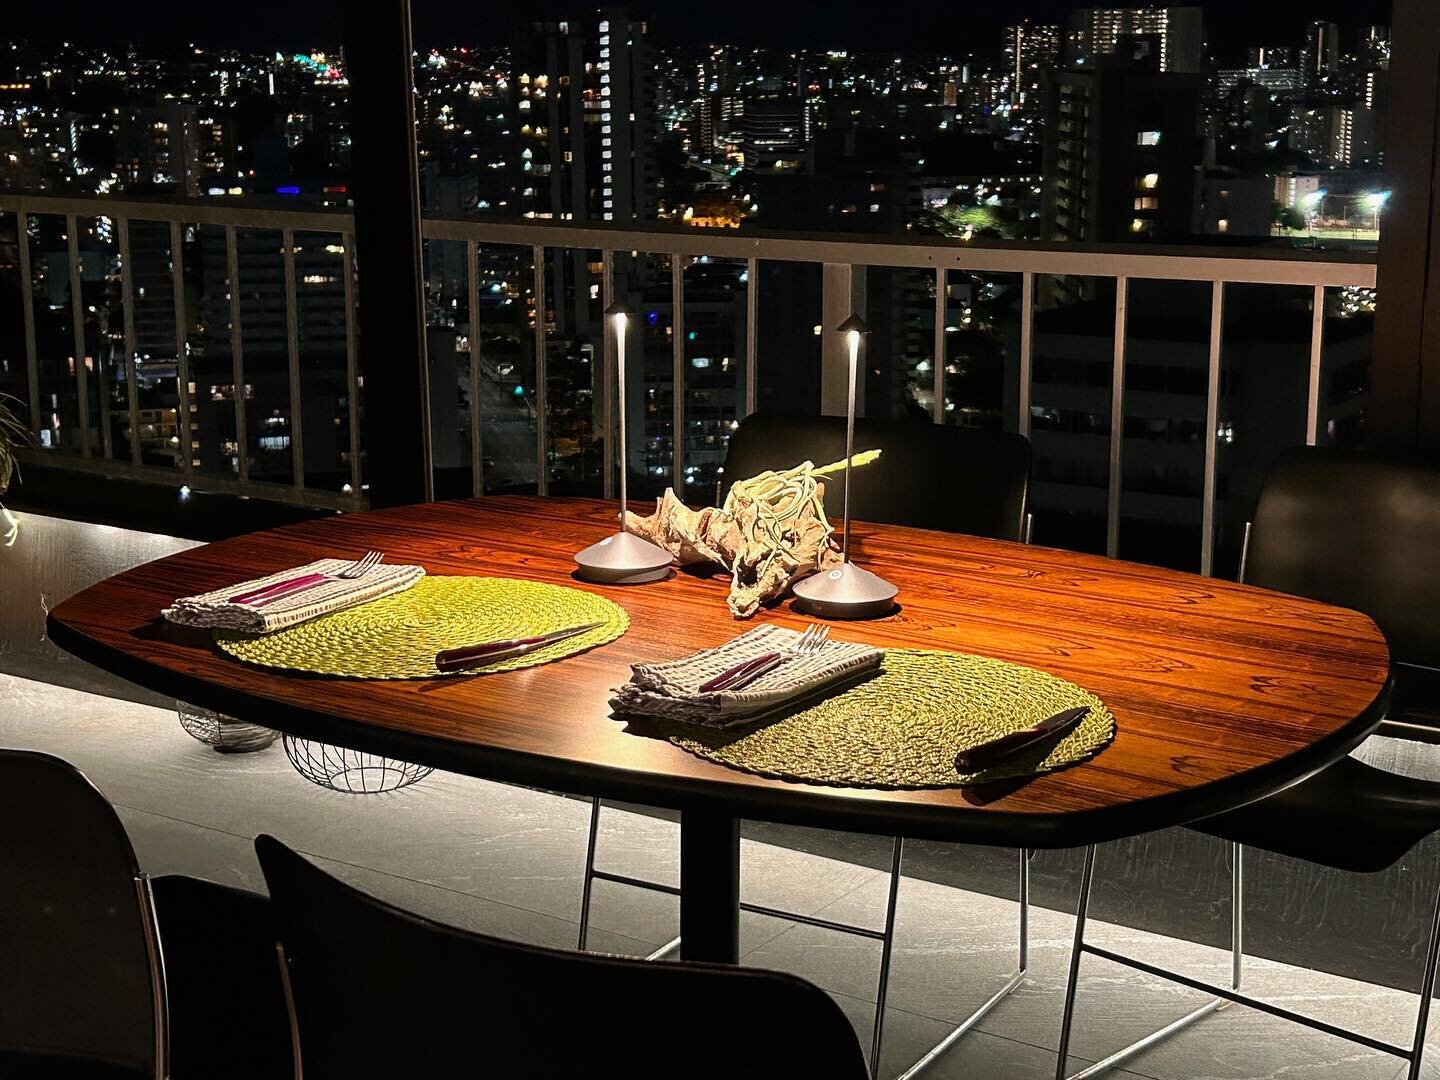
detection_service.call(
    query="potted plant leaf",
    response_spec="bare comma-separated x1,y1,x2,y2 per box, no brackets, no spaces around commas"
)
0,394,27,546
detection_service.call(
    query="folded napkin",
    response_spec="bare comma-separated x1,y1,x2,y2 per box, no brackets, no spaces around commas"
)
610,624,884,729
163,558,425,634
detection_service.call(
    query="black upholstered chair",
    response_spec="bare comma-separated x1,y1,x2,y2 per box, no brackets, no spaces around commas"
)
0,748,166,1079
0,748,290,1080
255,834,868,1079
722,411,1033,540
1055,448,1440,1080
580,412,1036,1073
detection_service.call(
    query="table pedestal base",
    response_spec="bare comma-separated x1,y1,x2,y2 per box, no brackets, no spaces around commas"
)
679,810,740,963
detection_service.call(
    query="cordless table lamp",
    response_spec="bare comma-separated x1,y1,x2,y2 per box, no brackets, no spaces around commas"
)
791,314,899,618
574,301,674,584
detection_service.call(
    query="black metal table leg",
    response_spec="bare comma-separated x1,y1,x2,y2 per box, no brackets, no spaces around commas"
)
679,810,740,963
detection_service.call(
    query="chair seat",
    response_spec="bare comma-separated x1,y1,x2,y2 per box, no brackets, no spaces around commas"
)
1194,756,1440,873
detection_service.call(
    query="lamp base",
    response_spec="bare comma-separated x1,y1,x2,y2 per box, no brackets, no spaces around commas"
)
791,561,899,619
574,530,674,585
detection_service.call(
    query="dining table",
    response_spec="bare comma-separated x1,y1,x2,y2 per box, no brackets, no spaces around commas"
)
46,494,1393,964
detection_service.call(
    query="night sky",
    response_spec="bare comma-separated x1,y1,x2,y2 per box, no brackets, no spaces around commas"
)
15,0,1396,59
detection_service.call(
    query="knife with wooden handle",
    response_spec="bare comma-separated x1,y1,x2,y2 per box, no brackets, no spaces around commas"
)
435,621,606,673
954,706,1091,774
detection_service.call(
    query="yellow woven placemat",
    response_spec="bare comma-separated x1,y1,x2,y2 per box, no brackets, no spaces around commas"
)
215,576,628,679
658,649,1114,789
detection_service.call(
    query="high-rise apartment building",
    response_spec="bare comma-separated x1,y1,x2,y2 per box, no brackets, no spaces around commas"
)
510,12,657,224
1041,49,1204,244
113,104,201,194
1002,21,1063,110
1303,20,1341,84
738,97,805,170
1066,7,1204,74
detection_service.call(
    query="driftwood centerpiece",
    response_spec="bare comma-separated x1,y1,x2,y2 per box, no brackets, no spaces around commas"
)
626,451,881,618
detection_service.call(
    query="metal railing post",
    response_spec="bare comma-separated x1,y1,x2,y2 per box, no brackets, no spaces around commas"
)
343,232,362,498
281,226,304,491
1307,284,1325,446
1107,277,1128,560
16,211,41,442
1201,281,1224,577
169,220,193,478
1018,271,1035,437
117,217,141,465
933,267,946,423
532,244,548,496
225,225,248,483
466,240,482,497
672,256,686,492
66,215,92,458
745,256,758,417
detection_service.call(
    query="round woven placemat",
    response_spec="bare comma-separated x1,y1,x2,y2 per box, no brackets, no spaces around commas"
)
658,649,1114,789
215,577,628,679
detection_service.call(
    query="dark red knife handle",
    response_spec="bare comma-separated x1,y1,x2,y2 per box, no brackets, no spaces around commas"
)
955,729,1046,773
436,637,534,672
955,707,1090,773
700,651,781,693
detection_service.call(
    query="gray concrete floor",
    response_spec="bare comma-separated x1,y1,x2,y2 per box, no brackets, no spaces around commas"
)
4,671,1439,1080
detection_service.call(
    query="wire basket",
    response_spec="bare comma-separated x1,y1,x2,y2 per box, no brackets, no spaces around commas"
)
176,702,280,754
282,736,433,794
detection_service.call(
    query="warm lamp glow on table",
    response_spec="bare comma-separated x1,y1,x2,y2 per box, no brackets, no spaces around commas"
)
573,301,674,584
791,314,899,619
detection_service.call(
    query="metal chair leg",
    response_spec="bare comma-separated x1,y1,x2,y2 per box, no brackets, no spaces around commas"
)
895,849,1033,1080
1056,845,1097,1080
1063,841,1243,1080
1406,875,1440,1080
577,796,602,950
871,838,905,1072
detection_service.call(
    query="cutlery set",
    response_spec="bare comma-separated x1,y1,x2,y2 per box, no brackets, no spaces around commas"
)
229,550,385,607
221,553,1091,774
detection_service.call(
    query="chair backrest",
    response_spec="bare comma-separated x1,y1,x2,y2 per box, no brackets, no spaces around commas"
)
723,411,1032,540
1246,447,1440,669
0,748,160,1076
255,834,869,1080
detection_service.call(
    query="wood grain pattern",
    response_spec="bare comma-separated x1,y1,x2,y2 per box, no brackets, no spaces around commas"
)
46,496,1392,849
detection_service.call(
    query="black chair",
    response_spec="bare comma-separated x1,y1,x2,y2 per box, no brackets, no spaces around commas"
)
0,747,167,1079
580,412,1036,1074
149,875,294,1080
721,410,1033,541
254,834,869,1079
1055,447,1440,1080
0,748,291,1080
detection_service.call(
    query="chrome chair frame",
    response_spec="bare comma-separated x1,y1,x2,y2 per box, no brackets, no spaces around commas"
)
579,820,1033,1077
1054,517,1440,1080
1055,841,1440,1080
579,515,1040,1077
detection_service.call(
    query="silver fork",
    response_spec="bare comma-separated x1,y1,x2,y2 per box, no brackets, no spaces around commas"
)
232,550,385,607
702,624,831,693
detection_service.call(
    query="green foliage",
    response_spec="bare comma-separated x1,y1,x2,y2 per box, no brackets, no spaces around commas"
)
918,203,1014,240
1272,203,1307,231
0,394,28,493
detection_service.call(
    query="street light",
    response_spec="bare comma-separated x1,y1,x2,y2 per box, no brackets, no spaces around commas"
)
573,301,674,584
1363,191,1390,232
791,314,899,619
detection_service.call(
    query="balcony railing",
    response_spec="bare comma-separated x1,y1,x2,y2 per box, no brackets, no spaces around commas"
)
0,192,1377,574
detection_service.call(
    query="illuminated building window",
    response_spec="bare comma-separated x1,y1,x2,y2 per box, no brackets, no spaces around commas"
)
1134,197,1158,210
1140,173,1159,189
1136,130,1161,146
